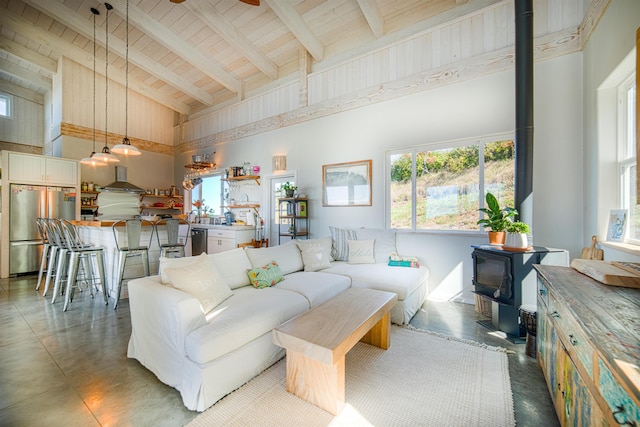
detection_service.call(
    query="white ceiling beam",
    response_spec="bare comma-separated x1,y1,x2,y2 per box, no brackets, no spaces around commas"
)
356,0,384,38
0,36,57,74
21,0,212,107
186,0,278,80
0,59,51,90
263,0,324,62
0,8,191,114
107,0,240,94
0,79,44,104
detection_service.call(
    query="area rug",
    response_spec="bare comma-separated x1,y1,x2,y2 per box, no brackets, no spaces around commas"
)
186,326,515,426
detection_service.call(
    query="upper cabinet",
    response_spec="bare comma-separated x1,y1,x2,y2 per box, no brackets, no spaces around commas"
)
8,153,78,186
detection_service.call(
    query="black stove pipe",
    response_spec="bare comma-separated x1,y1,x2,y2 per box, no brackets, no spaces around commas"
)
515,0,534,225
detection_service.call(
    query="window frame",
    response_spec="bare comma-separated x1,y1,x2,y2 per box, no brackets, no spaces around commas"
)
618,73,637,244
0,93,13,119
385,132,514,233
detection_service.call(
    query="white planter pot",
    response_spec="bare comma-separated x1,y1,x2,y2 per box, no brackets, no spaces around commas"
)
505,232,528,248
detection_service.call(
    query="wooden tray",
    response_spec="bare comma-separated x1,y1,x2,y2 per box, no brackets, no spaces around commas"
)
570,259,640,288
502,245,533,252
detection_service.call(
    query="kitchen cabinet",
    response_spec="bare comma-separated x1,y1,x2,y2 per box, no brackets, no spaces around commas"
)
140,194,183,216
534,265,639,426
206,227,254,254
8,152,78,186
278,198,308,244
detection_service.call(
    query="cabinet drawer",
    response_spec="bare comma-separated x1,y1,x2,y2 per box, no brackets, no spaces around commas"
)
548,295,594,380
598,358,640,425
208,229,236,239
537,276,549,308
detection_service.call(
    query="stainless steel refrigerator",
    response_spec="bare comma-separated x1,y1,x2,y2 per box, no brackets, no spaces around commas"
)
9,184,76,275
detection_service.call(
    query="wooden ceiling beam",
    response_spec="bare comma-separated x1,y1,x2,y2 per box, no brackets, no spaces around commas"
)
185,1,278,81
0,7,191,114
0,36,57,74
0,79,44,104
0,60,51,91
107,0,240,94
355,0,384,38
22,0,212,107
263,0,324,62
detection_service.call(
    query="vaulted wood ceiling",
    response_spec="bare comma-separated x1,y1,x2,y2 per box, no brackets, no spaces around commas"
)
0,0,485,116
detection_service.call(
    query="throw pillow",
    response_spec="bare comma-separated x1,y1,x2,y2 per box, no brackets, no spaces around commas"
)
348,239,375,264
296,238,333,272
247,261,284,289
244,240,304,275
159,255,199,286
355,228,398,263
164,253,233,315
329,226,357,261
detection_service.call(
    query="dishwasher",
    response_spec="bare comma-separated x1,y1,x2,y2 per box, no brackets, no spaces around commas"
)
191,228,208,255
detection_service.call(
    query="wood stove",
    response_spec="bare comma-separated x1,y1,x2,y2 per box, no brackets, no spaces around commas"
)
472,245,568,337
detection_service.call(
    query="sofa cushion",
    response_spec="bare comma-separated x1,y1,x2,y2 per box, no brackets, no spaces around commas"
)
164,253,233,315
185,286,309,364
275,271,351,307
244,240,303,275
210,248,252,289
247,261,284,288
355,228,398,263
348,239,375,264
329,226,357,261
323,262,429,301
296,238,332,271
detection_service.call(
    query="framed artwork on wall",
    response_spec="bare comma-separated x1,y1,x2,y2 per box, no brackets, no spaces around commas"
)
606,209,628,242
322,159,372,206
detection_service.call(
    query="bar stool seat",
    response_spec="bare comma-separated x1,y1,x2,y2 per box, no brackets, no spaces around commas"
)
155,218,190,259
112,219,154,309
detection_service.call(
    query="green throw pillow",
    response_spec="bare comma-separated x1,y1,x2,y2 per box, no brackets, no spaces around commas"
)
247,261,284,289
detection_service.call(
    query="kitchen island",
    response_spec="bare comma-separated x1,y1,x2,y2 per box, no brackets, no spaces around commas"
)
73,221,255,303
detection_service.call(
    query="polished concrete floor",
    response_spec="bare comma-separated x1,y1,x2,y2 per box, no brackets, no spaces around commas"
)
0,274,558,426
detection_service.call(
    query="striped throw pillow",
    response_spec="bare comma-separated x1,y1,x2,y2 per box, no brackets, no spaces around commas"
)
329,226,357,261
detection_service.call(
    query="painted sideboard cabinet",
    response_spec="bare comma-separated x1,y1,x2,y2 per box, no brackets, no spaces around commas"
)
534,265,640,426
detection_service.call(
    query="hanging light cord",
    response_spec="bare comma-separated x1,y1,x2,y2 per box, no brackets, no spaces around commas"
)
124,0,129,141
104,2,112,150
92,8,99,153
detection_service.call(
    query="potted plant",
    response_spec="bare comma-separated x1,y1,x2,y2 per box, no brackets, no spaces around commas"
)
505,221,531,249
477,192,518,244
281,182,297,198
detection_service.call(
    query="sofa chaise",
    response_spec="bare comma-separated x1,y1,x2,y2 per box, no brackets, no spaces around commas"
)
127,228,429,411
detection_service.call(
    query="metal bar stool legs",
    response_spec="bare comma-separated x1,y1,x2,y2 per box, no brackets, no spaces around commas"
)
64,249,108,311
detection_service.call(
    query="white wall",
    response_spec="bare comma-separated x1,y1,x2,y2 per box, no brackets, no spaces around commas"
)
192,54,585,303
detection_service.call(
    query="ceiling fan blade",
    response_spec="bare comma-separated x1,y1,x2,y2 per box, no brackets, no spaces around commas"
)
239,0,260,5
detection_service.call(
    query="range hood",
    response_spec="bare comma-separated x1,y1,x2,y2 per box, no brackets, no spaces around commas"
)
104,166,145,193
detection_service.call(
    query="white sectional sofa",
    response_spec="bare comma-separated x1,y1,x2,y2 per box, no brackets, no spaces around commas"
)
127,228,429,412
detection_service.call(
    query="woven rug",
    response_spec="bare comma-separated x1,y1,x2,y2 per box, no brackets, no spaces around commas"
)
186,326,515,427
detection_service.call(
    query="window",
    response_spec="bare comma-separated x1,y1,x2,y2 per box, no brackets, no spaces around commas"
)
387,134,515,231
619,74,637,242
190,173,223,217
0,93,12,118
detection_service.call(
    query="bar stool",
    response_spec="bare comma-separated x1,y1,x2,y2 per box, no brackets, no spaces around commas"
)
59,220,108,311
45,219,71,304
154,218,190,259
112,219,154,309
35,218,51,292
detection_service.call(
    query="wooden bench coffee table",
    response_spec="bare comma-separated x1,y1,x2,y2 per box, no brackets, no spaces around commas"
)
272,287,397,415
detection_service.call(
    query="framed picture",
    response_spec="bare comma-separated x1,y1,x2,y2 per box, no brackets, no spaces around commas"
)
606,209,628,241
322,159,372,206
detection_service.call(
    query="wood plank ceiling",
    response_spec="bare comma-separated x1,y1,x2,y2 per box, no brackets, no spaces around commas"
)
0,0,480,116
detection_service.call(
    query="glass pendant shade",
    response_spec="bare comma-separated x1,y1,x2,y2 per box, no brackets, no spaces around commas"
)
112,137,141,155
94,145,120,163
80,152,107,167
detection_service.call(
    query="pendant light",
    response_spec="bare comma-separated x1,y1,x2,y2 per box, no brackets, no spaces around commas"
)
111,0,141,156
81,7,106,167
93,2,120,163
